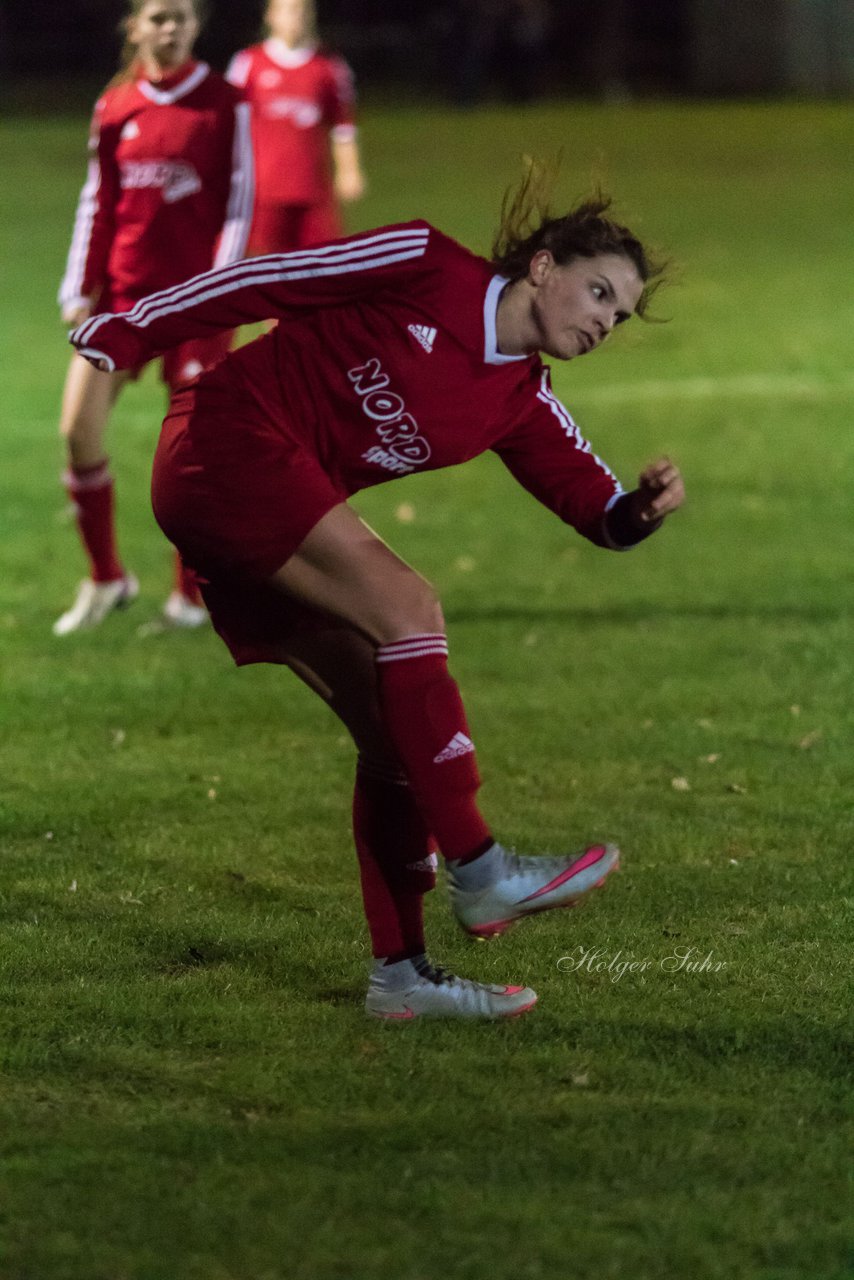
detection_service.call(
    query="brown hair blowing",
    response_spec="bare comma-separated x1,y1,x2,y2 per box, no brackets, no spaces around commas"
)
492,159,668,317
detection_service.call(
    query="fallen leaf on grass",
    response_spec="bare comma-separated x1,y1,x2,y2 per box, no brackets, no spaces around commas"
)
454,555,476,572
68,880,77,893
798,729,822,750
696,718,714,729
395,502,416,523
136,619,167,638
571,1072,590,1088
111,728,126,749
699,753,721,764
671,777,691,791
727,782,747,794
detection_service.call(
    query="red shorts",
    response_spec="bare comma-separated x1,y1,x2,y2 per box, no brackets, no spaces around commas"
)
151,372,347,664
248,200,343,255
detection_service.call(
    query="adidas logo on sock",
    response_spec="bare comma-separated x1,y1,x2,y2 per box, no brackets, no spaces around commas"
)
406,853,439,872
433,732,475,763
408,323,437,353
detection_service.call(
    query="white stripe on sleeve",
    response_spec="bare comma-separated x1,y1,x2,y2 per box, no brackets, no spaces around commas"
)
536,371,619,486
213,101,255,268
73,227,430,343
58,157,101,306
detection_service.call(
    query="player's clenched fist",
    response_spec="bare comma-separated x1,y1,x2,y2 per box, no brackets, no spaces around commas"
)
629,457,685,525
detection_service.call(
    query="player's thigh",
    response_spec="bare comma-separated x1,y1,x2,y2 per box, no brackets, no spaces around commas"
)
269,503,443,645
59,354,132,453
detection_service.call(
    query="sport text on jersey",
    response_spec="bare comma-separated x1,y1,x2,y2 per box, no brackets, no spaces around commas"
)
120,160,202,203
348,358,432,476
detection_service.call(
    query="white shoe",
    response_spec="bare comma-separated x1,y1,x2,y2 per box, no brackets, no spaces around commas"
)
162,591,208,628
53,574,139,636
365,955,537,1021
448,841,620,939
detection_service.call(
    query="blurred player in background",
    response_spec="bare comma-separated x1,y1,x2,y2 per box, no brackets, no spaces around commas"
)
54,0,253,635
70,170,685,1020
226,0,364,255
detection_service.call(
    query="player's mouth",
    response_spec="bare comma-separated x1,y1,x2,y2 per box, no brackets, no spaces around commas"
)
577,330,595,354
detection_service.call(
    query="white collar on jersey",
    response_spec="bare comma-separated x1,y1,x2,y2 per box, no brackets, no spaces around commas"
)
483,275,529,365
263,39,318,69
137,61,210,105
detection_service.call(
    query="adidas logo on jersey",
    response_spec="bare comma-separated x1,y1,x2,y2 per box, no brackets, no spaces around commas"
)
433,732,475,764
408,323,437,353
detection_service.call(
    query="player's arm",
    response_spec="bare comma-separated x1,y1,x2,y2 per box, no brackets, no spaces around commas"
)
493,373,684,548
58,103,117,327
70,221,434,371
328,57,364,202
212,100,255,268
331,129,365,203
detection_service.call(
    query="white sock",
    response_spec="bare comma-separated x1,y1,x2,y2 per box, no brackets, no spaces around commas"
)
369,954,426,991
446,841,503,891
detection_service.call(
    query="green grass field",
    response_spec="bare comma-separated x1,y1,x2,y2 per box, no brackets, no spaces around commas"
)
1,99,852,1280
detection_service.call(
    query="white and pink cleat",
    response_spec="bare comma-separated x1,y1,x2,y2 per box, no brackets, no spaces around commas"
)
366,956,537,1021
447,841,620,938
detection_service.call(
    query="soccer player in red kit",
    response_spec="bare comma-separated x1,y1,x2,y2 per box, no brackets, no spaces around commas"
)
71,174,686,1020
54,0,254,636
226,0,364,254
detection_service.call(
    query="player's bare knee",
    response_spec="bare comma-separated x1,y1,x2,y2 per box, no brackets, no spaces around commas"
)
379,582,444,643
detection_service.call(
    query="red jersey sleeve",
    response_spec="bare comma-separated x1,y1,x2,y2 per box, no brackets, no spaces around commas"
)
493,366,624,547
58,98,120,309
326,55,357,138
70,221,433,370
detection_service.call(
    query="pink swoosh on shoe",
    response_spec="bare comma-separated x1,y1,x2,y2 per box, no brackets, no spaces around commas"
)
377,1006,416,1020
520,844,609,903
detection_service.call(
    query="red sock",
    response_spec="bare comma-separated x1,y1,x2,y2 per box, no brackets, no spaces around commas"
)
374,635,492,860
64,460,124,583
353,758,437,959
174,552,203,604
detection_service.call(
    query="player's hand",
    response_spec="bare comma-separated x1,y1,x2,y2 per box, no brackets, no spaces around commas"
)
629,457,685,525
61,299,93,328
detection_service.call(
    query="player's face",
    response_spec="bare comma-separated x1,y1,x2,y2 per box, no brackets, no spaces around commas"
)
128,0,200,71
529,251,644,360
266,0,312,46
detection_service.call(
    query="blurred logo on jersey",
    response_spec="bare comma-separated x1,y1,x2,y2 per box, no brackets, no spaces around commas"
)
262,96,322,128
120,120,140,141
120,160,202,203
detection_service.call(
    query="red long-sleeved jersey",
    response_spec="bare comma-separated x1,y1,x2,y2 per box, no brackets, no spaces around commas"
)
59,61,254,313
72,221,634,546
226,40,356,206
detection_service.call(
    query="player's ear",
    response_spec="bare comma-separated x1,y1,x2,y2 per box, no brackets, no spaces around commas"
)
529,249,554,285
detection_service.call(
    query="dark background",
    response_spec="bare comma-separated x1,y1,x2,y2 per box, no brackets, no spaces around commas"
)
2,0,852,101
